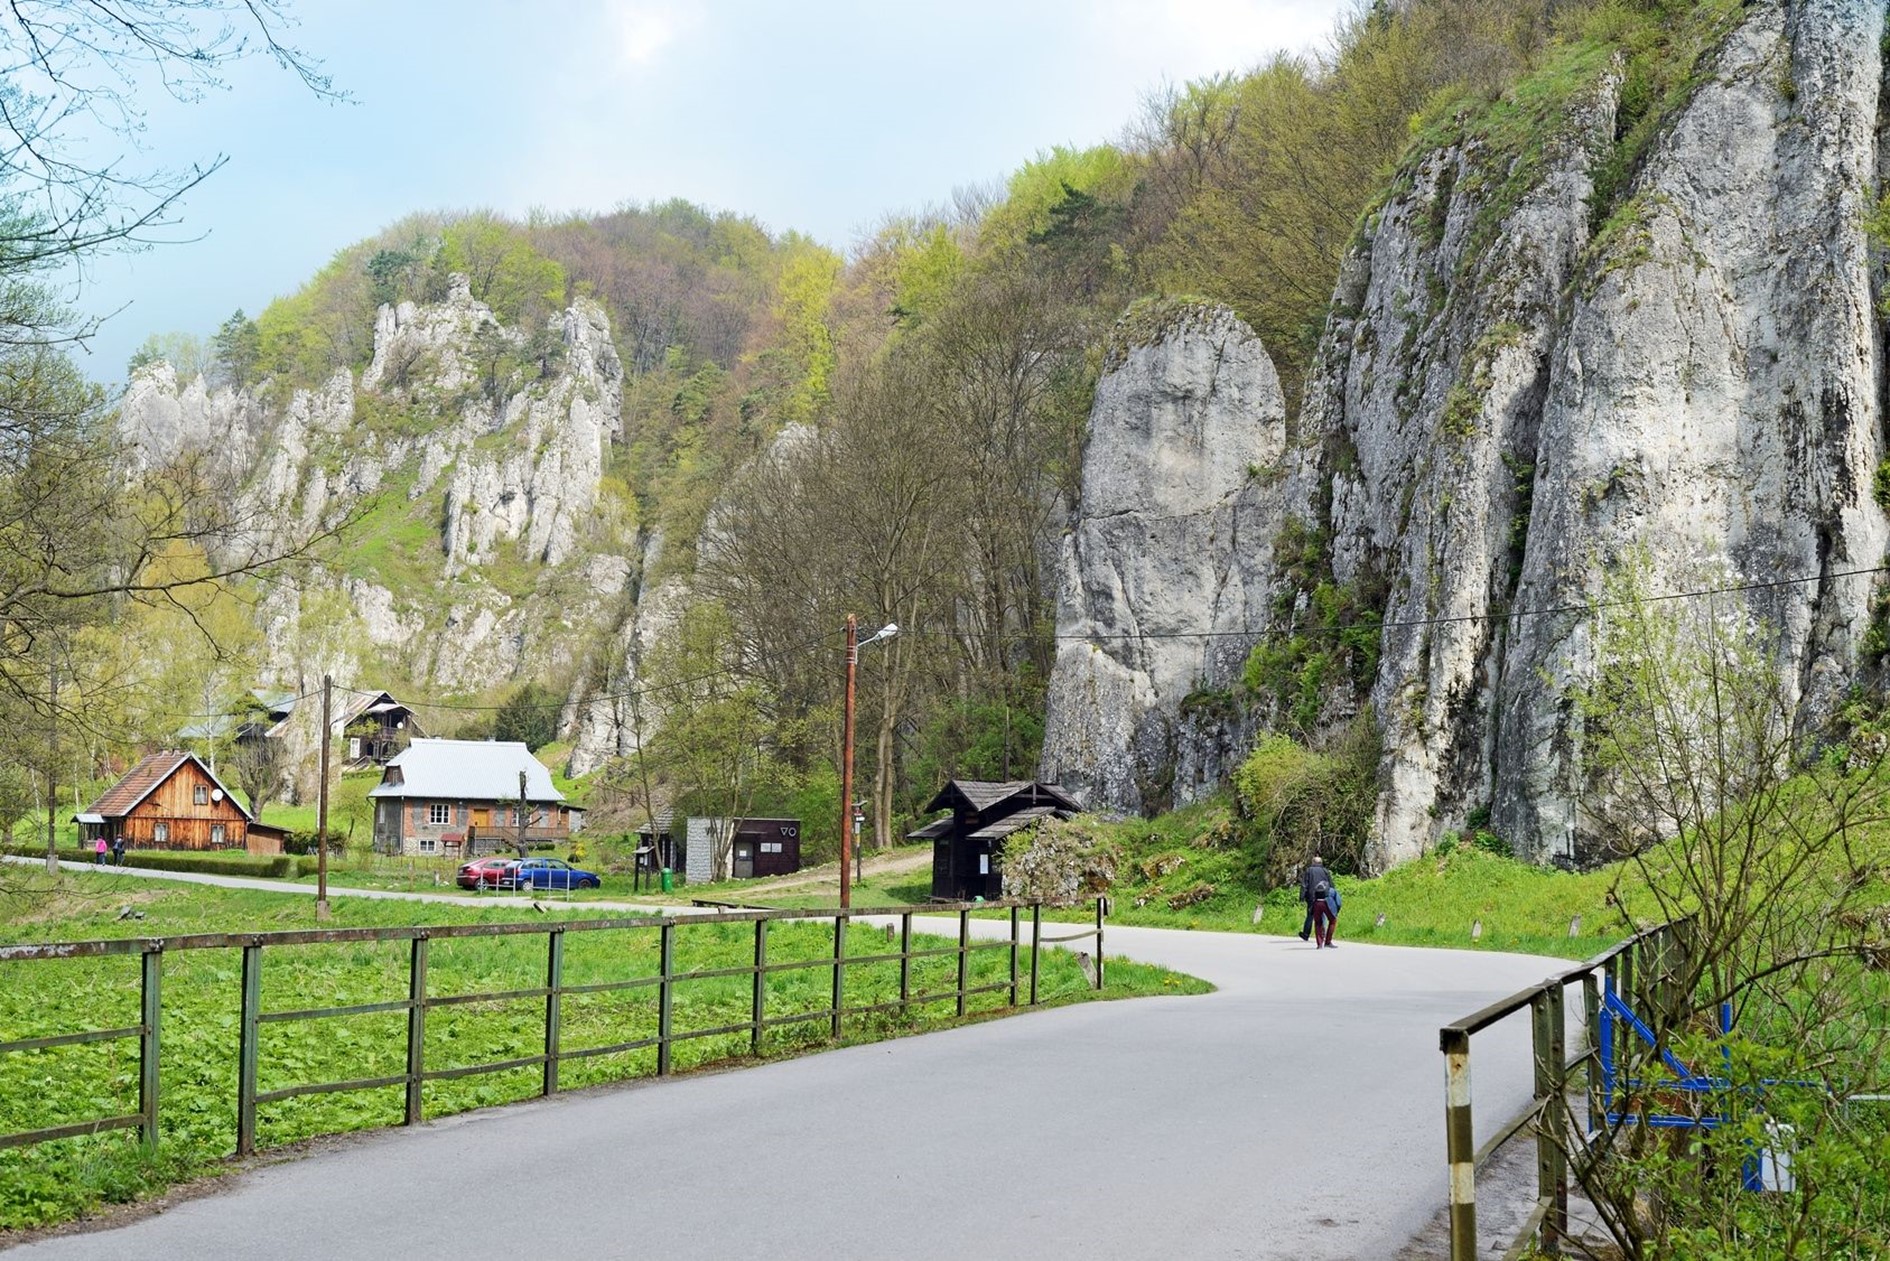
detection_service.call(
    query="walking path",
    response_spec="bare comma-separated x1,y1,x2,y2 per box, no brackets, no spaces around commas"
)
5,900,1558,1260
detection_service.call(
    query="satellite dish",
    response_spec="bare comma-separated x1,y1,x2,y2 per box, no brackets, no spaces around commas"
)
211,789,224,803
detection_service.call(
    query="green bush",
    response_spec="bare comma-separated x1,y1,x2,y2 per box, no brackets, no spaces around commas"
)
0,844,302,877
1231,719,1378,882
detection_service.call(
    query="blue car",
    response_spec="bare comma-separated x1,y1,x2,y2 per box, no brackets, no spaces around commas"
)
501,857,601,890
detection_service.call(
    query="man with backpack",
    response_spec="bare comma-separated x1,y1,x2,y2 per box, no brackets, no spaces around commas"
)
1299,854,1338,948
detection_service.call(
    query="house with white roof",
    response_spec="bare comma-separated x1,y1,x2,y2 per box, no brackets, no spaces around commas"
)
367,738,580,857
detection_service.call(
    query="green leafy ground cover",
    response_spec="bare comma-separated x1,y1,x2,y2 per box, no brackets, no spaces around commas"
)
0,877,1202,1231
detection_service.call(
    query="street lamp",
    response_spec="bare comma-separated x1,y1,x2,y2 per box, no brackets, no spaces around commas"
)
840,616,897,909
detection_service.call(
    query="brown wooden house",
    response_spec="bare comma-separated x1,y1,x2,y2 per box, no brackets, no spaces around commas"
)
909,780,1083,900
337,690,424,769
77,751,286,855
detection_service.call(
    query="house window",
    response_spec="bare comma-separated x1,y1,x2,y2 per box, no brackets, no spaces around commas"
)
429,802,450,825
419,836,437,854
193,785,208,805
153,823,169,845
210,824,226,847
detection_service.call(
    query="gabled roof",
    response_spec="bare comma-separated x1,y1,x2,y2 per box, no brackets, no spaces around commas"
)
367,738,564,803
920,779,1084,816
967,805,1062,841
83,751,254,822
335,689,424,732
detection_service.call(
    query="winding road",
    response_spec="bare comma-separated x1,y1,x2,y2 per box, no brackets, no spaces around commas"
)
7,913,1557,1260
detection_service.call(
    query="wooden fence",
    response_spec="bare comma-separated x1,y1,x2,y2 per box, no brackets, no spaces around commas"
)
0,898,1105,1159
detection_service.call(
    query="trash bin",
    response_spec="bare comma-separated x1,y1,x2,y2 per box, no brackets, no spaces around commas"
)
660,867,673,893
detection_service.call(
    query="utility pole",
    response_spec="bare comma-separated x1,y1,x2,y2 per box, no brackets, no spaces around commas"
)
517,769,528,858
316,674,332,920
840,615,857,909
44,653,57,875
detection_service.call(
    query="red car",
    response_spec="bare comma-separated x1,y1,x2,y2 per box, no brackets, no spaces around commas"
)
456,857,516,891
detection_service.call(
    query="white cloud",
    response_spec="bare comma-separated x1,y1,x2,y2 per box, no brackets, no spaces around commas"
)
606,1,700,65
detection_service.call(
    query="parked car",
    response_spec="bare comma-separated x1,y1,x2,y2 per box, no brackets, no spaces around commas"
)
502,857,601,891
456,856,516,891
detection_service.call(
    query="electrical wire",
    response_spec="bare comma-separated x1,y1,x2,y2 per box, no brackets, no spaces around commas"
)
261,562,1890,721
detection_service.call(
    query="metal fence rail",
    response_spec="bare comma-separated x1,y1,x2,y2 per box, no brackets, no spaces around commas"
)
1437,919,1692,1261
0,898,1105,1159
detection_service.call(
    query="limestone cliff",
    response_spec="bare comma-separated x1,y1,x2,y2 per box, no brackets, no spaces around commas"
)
1043,0,1890,866
1039,302,1286,811
118,275,653,706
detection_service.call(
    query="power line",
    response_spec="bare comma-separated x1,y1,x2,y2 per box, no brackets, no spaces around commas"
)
894,562,1890,643
331,628,844,716
208,563,1888,725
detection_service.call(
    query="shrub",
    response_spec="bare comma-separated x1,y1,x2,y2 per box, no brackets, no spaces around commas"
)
1232,718,1379,883
1001,816,1120,906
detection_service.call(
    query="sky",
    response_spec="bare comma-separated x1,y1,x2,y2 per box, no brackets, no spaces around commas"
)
62,0,1348,381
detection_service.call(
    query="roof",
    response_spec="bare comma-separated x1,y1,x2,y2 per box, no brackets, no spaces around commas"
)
967,805,1061,841
919,780,1085,816
907,816,954,841
84,751,254,822
635,808,676,836
335,689,422,731
178,715,239,741
367,738,564,803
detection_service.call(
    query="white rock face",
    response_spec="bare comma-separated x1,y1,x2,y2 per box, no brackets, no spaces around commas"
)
115,275,633,701
1493,0,1887,857
1049,1,1889,868
1040,303,1286,813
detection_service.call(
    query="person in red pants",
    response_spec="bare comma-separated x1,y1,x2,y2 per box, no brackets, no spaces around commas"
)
1311,880,1338,947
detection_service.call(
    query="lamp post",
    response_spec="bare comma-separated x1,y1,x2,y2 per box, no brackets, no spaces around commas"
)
840,616,897,909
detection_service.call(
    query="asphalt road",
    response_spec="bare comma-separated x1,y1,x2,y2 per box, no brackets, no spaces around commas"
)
7,922,1556,1260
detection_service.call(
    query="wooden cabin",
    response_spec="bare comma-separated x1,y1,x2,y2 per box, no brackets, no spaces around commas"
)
337,690,424,769
909,780,1083,901
77,751,285,855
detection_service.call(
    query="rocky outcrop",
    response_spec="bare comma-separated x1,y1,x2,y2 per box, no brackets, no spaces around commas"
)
117,276,634,699
1045,1,1890,867
1040,302,1286,814
1493,0,1887,858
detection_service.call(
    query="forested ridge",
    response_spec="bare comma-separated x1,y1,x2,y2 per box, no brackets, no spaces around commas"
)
14,0,1751,858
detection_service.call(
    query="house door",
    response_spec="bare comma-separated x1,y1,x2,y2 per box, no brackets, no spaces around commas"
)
732,842,755,879
471,807,490,830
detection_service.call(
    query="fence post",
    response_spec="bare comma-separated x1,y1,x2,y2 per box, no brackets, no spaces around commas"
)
831,912,847,1040
138,946,162,1152
405,935,427,1126
657,922,674,1077
1582,972,1602,1139
1030,904,1041,1006
898,912,912,1013
1443,1026,1476,1261
1531,990,1567,1255
237,942,262,1156
1544,981,1568,1248
751,918,767,1056
1095,896,1106,990
956,908,970,1018
543,928,564,1097
1008,905,1020,1007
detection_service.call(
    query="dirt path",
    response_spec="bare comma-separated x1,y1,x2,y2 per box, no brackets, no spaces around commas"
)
736,845,932,896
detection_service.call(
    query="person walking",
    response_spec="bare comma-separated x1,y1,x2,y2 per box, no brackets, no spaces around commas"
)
1298,854,1331,942
111,834,127,866
1301,854,1338,948
93,835,108,865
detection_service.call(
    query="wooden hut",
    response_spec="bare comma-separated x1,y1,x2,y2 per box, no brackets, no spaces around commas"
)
77,751,285,855
908,780,1083,901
